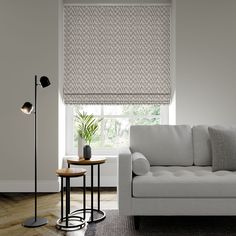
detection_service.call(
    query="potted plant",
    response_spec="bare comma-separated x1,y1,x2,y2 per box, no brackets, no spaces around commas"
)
75,111,102,159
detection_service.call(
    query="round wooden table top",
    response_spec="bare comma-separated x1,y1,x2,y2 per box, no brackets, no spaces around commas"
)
67,157,106,166
56,168,86,177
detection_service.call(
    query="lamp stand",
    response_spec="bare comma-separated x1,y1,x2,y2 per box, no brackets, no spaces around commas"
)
22,75,48,227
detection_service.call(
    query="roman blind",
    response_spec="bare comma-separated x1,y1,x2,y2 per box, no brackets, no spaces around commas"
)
64,4,171,104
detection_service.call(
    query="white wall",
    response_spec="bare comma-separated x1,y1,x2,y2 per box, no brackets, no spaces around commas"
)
175,0,236,125
1,0,236,192
0,0,62,192
58,0,65,171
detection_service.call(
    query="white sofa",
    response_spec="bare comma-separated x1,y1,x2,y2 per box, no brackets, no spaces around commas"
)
118,125,236,228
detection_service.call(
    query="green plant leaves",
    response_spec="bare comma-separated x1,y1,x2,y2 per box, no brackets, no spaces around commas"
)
75,111,102,145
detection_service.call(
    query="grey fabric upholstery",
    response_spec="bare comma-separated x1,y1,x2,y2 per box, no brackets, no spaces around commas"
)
132,152,150,176
192,125,212,166
133,166,236,197
209,126,236,171
118,147,132,215
130,125,193,166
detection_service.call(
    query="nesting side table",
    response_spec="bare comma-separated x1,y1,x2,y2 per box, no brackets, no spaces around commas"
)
56,168,86,231
67,157,106,223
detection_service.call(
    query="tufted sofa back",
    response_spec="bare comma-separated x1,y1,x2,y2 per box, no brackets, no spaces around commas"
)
130,125,194,166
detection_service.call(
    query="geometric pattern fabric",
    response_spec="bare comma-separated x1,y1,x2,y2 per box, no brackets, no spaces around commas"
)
64,5,171,104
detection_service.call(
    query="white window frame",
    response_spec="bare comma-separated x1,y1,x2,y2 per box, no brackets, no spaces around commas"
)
65,105,169,156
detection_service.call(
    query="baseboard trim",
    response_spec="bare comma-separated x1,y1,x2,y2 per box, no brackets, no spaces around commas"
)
0,180,60,192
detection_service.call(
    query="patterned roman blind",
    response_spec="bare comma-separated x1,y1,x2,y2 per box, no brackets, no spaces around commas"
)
64,4,171,104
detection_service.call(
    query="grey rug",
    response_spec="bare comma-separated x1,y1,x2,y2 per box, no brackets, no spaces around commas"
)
85,210,236,236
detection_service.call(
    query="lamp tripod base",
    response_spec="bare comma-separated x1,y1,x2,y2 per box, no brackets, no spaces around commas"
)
22,217,48,228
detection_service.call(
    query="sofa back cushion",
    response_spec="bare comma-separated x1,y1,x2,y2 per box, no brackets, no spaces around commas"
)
130,125,193,166
192,125,212,166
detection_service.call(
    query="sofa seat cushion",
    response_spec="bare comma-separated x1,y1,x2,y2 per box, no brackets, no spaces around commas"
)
133,166,236,198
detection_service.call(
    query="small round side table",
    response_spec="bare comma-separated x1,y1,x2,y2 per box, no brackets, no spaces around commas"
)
67,157,106,223
56,168,86,231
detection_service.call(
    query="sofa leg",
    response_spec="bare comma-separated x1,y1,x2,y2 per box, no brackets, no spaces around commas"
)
134,216,140,230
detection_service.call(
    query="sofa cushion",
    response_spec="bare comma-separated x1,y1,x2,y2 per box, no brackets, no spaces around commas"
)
209,126,236,171
192,125,212,166
132,152,150,176
133,166,236,197
130,125,193,166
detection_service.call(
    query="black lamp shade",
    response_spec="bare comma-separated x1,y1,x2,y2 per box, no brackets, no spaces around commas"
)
40,76,50,88
21,102,33,114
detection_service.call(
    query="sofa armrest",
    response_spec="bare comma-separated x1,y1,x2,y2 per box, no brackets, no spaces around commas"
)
118,147,132,215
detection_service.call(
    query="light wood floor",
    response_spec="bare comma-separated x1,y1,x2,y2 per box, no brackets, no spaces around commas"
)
0,188,117,236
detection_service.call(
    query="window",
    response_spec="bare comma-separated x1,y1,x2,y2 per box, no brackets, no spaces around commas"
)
64,3,172,156
66,105,169,155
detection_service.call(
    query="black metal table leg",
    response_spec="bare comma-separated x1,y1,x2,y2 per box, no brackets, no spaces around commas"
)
98,164,100,211
83,175,86,220
91,165,94,222
69,162,106,223
66,177,70,228
61,177,63,220
56,172,86,231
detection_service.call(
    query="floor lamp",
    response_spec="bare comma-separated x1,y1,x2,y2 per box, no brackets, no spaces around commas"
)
21,75,51,227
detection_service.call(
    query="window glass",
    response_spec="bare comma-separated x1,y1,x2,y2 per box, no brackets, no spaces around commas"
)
70,104,162,154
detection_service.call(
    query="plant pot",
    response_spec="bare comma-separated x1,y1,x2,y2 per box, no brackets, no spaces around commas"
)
83,145,91,160
78,137,86,158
